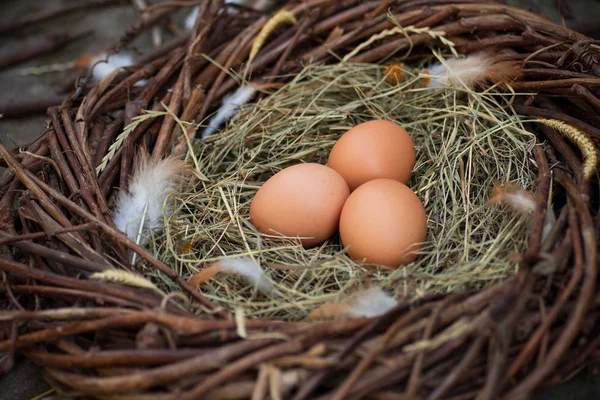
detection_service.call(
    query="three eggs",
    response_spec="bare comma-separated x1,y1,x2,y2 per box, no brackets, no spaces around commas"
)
249,120,427,268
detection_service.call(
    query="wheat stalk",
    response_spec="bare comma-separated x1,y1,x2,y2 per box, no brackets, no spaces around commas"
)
402,318,474,353
17,61,76,76
95,110,167,175
248,9,297,66
90,269,160,291
537,118,598,180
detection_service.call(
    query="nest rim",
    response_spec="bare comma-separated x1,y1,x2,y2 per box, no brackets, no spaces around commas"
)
0,1,599,399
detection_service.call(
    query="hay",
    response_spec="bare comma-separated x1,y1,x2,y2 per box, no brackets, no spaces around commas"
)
146,59,538,321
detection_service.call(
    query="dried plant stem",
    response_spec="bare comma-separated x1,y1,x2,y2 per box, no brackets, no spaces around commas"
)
0,30,93,71
0,0,126,35
536,119,597,180
0,223,96,247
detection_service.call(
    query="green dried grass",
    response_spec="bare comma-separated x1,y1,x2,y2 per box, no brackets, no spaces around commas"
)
145,60,537,321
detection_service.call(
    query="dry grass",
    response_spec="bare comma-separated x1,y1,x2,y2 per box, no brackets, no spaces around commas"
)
143,60,538,321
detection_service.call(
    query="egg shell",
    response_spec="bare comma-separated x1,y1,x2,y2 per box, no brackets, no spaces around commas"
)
339,178,427,267
250,163,350,247
327,120,416,191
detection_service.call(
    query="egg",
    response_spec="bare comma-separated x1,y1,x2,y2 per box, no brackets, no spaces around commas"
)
327,120,415,191
250,163,350,247
339,179,427,267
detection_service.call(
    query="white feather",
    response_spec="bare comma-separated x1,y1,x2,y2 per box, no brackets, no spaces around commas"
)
184,7,199,31
202,85,257,139
90,52,146,86
542,207,557,243
504,194,537,214
487,182,557,243
113,156,186,246
345,287,398,318
487,182,536,214
426,52,493,90
217,257,273,294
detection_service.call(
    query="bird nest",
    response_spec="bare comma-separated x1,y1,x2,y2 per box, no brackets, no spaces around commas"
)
1,1,599,399
150,60,538,321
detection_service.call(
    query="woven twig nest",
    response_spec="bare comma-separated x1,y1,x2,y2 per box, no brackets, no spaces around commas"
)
1,1,599,399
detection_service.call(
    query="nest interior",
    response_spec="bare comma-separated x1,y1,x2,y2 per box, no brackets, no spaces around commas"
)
152,60,538,321
1,1,600,399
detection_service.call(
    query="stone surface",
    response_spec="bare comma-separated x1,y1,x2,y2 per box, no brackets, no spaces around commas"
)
1,1,599,399
0,356,50,400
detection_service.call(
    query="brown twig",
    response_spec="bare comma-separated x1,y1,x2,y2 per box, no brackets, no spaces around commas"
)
514,104,600,142
0,96,65,119
0,30,93,72
0,0,126,36
25,159,221,313
180,341,303,399
505,172,597,398
0,223,96,247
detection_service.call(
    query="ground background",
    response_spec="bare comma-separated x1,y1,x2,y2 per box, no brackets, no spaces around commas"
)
1,0,600,399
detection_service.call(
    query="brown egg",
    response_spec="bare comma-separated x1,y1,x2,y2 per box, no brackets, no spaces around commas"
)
250,163,350,247
327,120,415,191
339,179,427,267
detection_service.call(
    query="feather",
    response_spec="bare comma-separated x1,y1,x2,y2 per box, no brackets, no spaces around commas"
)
202,85,257,139
542,207,557,242
486,181,536,214
345,287,398,318
248,9,297,65
113,152,194,246
218,257,273,294
184,7,199,31
307,286,398,320
306,303,348,320
188,257,273,294
89,52,146,86
423,51,521,90
487,181,556,242
188,264,221,286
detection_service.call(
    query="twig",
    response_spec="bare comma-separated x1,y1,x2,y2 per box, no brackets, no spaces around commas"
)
427,337,485,400
505,172,597,397
0,223,96,247
10,151,221,313
292,303,412,400
0,30,93,72
571,84,600,111
132,0,163,48
514,104,600,142
0,96,65,119
181,342,304,399
0,257,179,311
25,347,206,368
522,145,552,261
111,4,176,53
5,285,141,308
137,33,190,64
0,0,126,36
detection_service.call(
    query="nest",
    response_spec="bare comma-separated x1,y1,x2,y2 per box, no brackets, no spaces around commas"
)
153,61,538,320
1,1,599,399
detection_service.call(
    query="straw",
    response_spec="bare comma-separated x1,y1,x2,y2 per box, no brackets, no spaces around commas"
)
148,60,537,320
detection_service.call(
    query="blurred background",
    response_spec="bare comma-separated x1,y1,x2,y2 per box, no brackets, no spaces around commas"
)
1,0,599,399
